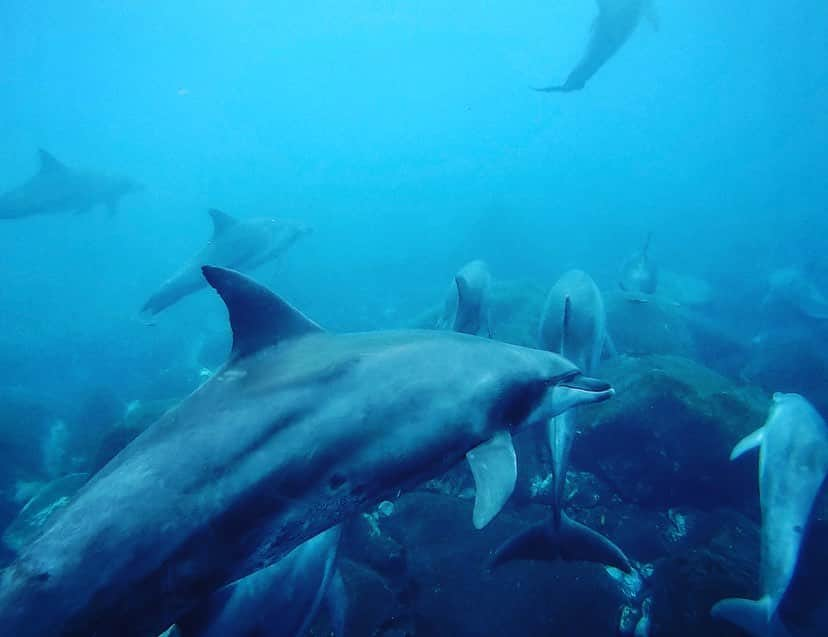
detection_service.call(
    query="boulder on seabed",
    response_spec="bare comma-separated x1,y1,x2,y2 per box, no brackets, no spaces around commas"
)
604,292,697,359
572,354,768,511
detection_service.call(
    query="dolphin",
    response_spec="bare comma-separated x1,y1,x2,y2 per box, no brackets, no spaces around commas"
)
538,269,613,374
172,526,346,637
435,259,493,337
711,393,828,637
764,267,828,320
0,149,141,220
141,209,310,316
0,266,614,637
619,233,658,299
492,271,631,573
535,0,658,93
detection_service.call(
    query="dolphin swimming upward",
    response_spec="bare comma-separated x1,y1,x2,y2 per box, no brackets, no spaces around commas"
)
712,393,828,637
536,0,658,93
141,209,310,316
0,267,614,637
492,270,630,573
0,149,140,219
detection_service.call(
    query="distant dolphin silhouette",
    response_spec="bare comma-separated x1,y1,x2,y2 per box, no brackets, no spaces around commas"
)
141,209,311,316
436,259,493,337
536,0,658,93
0,149,141,219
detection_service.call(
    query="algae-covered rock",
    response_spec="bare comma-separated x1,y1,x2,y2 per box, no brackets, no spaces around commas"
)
573,355,768,510
605,292,697,358
649,510,759,637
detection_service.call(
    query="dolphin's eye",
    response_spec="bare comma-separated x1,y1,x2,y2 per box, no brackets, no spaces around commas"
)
490,379,548,426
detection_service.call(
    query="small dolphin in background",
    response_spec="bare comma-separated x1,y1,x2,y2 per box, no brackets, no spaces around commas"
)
764,267,828,320
436,259,493,337
712,393,828,637
536,0,658,93
141,209,310,316
173,526,346,637
0,149,141,220
538,269,614,374
492,269,630,573
619,233,658,299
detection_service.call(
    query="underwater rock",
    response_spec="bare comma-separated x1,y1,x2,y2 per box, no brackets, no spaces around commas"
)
604,292,697,358
649,510,759,637
574,355,768,510
741,328,828,417
336,491,624,637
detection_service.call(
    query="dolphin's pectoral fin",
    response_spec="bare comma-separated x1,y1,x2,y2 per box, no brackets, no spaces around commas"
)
325,568,348,637
490,513,631,573
730,427,765,461
466,430,517,529
37,149,68,174
202,266,324,359
711,596,777,637
208,209,238,237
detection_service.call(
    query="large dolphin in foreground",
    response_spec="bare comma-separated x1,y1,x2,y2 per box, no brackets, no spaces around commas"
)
0,266,614,637
492,270,630,572
712,393,828,637
536,0,658,93
141,209,310,316
436,259,493,337
0,149,140,219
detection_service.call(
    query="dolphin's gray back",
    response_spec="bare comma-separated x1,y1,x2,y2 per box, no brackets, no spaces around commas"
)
759,394,828,610
539,270,606,374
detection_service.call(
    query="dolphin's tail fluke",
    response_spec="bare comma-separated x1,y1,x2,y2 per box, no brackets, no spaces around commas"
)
490,511,631,573
711,596,790,637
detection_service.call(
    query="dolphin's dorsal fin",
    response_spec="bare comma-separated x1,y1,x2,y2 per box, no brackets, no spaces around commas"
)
455,274,471,307
208,209,238,237
730,427,765,461
466,430,517,529
202,266,323,359
560,295,572,358
37,149,68,174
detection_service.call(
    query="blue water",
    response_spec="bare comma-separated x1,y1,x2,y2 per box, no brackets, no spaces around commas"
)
1,1,827,635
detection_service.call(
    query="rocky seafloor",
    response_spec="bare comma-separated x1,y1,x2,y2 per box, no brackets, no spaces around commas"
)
2,279,828,636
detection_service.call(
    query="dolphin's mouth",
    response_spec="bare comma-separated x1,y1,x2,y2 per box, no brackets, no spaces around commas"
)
559,374,614,401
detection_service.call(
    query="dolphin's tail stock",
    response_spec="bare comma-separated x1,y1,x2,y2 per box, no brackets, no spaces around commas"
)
490,511,631,573
711,596,792,637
